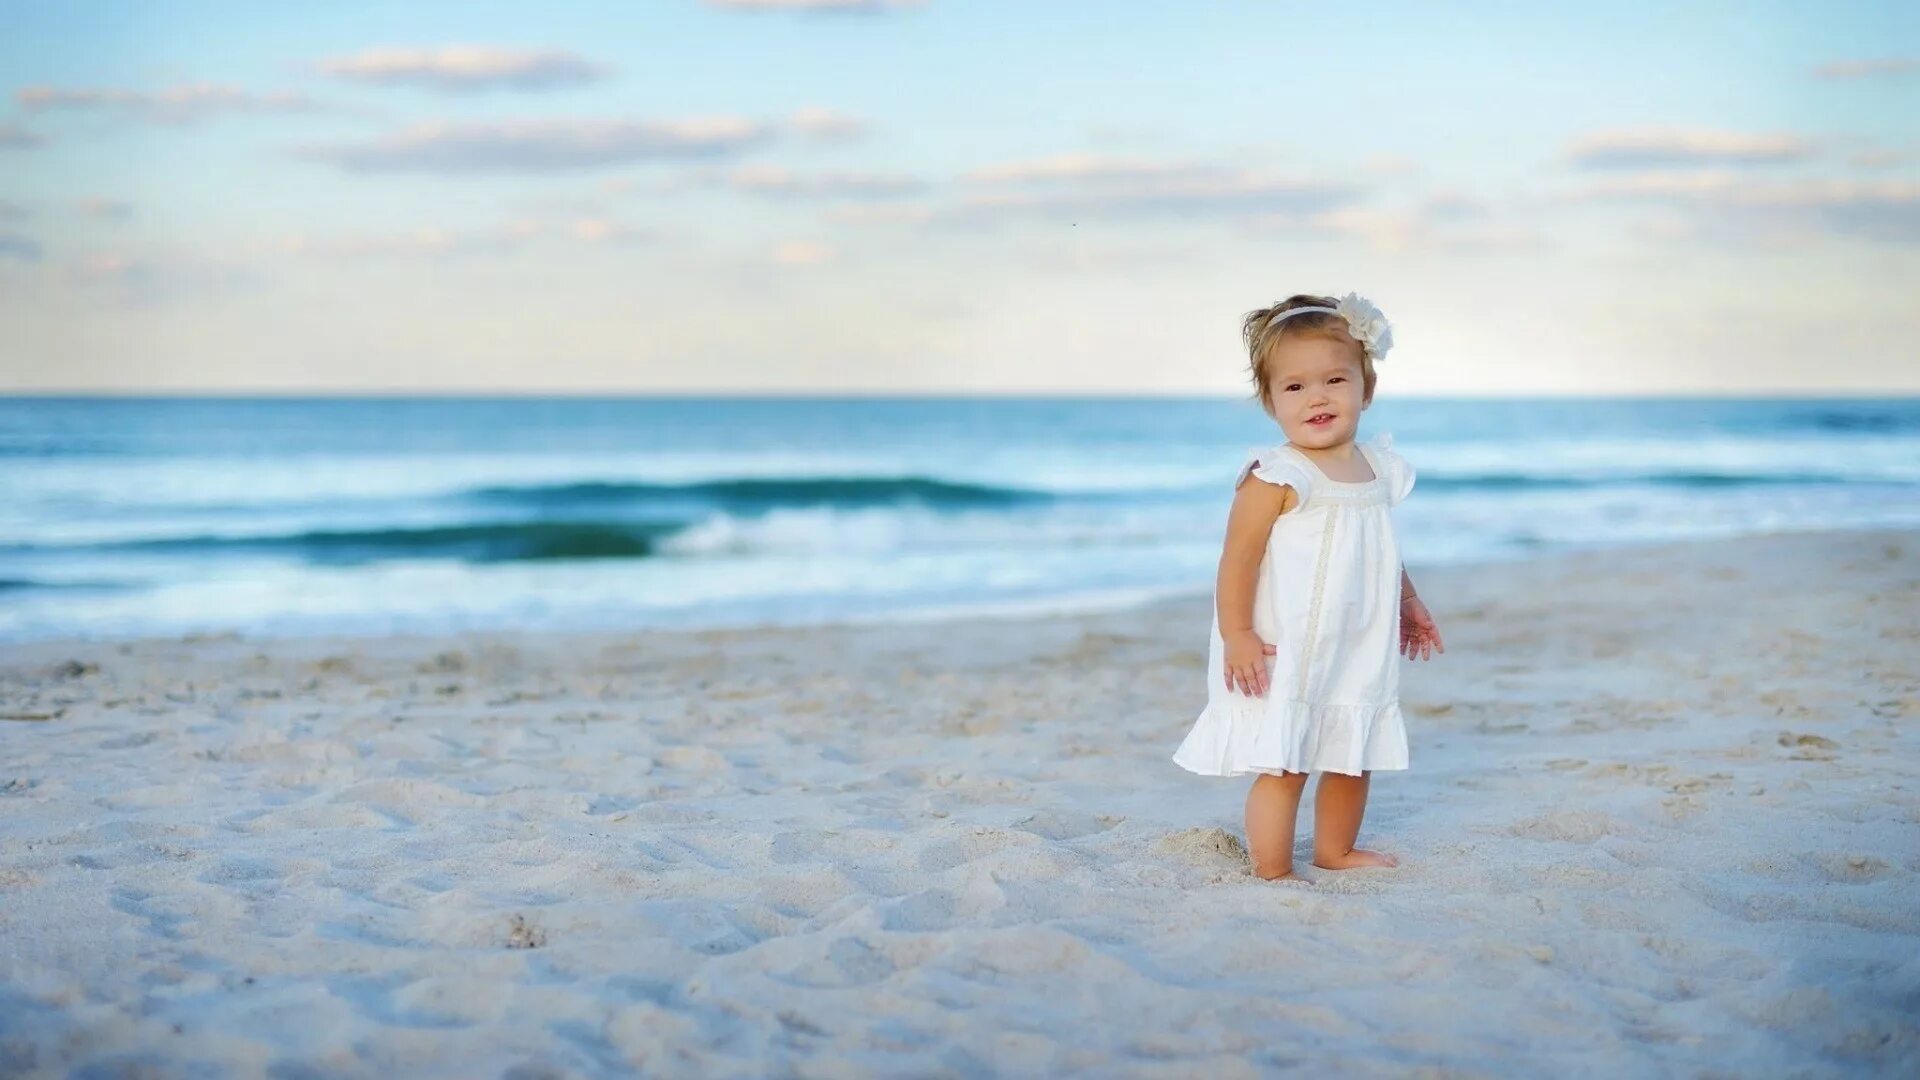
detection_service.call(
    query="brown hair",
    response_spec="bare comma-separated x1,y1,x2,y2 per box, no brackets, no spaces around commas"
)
1242,294,1377,416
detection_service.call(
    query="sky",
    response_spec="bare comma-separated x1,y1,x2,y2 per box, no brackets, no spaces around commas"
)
0,0,1915,396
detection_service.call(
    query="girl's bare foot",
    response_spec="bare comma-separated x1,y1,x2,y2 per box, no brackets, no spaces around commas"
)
1253,867,1302,882
1312,847,1399,870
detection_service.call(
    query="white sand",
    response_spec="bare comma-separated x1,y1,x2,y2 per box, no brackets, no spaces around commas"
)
2,527,1916,1076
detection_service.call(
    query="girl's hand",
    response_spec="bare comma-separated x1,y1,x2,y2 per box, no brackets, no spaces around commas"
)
1399,595,1445,661
1224,630,1277,696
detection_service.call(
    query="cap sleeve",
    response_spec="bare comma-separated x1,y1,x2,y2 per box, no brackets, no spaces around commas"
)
1366,431,1416,506
1234,445,1314,504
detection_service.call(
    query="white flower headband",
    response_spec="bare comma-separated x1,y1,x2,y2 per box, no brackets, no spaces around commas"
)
1265,292,1394,362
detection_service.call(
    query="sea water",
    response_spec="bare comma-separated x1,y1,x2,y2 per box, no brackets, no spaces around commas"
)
2,395,1915,641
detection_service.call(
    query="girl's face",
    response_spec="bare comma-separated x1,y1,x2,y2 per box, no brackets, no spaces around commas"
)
1265,331,1369,449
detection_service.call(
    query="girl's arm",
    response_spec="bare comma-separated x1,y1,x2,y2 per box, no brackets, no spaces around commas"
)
1400,565,1417,604
1218,475,1290,695
1219,476,1290,630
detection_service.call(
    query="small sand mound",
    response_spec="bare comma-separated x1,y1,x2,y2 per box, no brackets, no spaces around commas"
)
1152,826,1247,864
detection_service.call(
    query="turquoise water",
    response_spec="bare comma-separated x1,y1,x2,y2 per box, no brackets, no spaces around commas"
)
2,395,1916,640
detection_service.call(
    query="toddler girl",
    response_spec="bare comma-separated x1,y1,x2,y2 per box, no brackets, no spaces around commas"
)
1171,292,1444,882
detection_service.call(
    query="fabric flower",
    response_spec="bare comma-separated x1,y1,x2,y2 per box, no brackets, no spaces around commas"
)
1334,292,1394,361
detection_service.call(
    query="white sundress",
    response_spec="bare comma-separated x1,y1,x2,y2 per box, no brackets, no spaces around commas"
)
1172,431,1417,778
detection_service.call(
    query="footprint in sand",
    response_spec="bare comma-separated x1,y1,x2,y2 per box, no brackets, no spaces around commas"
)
1507,809,1616,844
196,857,281,887
882,873,1007,932
918,826,1040,872
769,935,901,989
1012,808,1122,841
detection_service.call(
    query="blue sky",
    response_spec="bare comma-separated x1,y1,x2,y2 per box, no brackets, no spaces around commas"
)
0,0,1914,394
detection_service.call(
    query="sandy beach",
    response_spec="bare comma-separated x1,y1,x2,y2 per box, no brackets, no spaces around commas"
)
2,526,1915,1076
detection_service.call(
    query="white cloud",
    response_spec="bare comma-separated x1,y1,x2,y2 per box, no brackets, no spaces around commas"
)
565,217,655,245
1421,192,1489,220
788,107,869,142
1569,173,1920,244
56,249,268,304
267,217,655,260
0,233,42,261
953,165,1362,223
599,175,703,197
770,240,835,264
724,165,927,198
793,153,1379,230
273,223,539,260
1566,128,1817,168
76,197,133,221
0,123,48,148
17,82,329,125
314,45,609,91
962,153,1230,187
1254,205,1550,256
1848,149,1908,169
820,202,937,226
1362,155,1418,176
1566,170,1745,198
295,116,772,173
1812,57,1919,80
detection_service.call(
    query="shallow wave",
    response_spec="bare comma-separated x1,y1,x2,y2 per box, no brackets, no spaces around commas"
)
0,577,126,594
1800,409,1918,433
19,503,1163,565
102,521,688,563
463,475,1060,508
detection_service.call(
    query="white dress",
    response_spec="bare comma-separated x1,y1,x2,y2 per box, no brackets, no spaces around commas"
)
1172,431,1416,778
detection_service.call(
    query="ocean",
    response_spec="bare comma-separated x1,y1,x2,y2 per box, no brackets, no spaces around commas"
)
2,395,1916,642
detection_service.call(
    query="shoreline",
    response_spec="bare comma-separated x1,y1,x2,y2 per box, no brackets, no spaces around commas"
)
2,525,1915,1073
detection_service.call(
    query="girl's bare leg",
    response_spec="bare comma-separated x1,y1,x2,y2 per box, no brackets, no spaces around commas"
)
1312,770,1400,869
1245,770,1309,880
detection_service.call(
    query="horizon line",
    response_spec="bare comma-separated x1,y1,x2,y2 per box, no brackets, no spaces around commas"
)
3,389,1917,402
